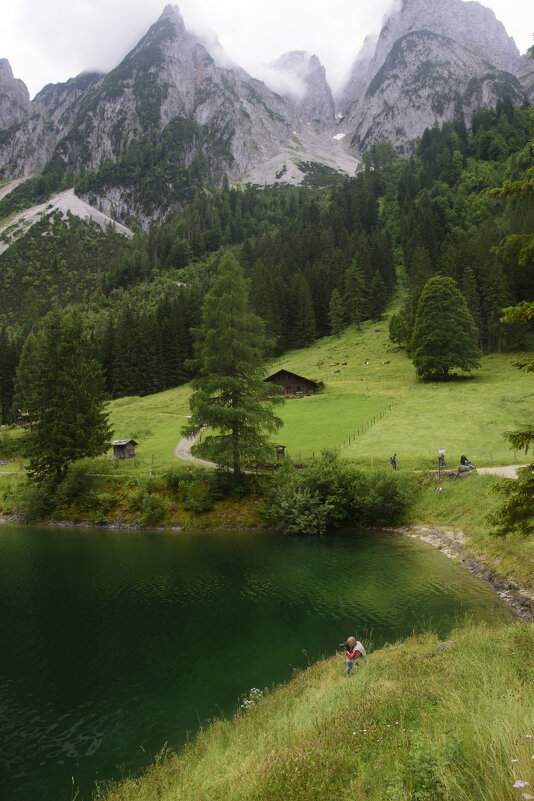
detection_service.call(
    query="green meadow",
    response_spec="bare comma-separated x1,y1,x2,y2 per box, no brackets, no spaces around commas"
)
100,621,534,801
104,316,533,474
106,386,193,475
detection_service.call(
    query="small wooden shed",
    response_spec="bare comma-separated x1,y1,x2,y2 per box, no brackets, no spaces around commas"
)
264,369,323,396
112,439,138,459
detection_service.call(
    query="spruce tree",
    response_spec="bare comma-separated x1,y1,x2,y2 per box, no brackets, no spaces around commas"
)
461,266,482,346
344,260,367,330
183,252,283,475
293,274,316,347
15,311,112,481
367,270,388,321
328,289,345,337
488,94,534,533
411,276,481,379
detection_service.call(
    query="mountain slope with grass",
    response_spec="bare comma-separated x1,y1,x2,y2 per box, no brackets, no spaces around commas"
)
97,621,534,801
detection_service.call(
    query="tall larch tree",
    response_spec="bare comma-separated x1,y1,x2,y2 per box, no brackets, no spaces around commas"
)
183,252,283,475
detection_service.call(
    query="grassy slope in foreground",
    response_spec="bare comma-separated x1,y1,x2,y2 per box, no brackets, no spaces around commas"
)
105,318,533,474
97,621,534,801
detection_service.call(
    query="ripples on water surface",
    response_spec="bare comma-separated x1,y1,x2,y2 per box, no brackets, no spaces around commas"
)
0,526,513,800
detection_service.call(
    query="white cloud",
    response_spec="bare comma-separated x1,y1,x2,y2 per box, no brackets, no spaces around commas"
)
0,0,531,99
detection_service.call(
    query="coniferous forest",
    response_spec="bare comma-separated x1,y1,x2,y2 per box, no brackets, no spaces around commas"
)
0,102,533,424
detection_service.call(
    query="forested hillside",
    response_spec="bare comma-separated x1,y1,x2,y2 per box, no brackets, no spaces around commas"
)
0,102,533,424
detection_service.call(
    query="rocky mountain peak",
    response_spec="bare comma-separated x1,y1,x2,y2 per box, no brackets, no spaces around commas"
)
0,59,31,130
391,0,519,70
266,51,335,132
339,0,525,154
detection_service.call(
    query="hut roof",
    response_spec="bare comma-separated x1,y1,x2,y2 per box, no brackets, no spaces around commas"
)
112,439,139,446
264,369,322,386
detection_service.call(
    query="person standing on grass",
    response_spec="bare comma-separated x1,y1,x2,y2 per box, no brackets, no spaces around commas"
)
390,453,397,470
342,636,367,675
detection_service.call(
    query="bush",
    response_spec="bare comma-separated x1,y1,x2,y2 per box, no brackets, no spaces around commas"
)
0,429,29,460
15,478,57,522
182,479,214,513
267,451,414,534
90,491,117,524
163,465,198,490
129,482,169,526
267,485,332,535
54,461,93,507
207,468,256,500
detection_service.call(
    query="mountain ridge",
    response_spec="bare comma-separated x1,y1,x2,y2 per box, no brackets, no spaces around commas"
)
0,0,531,224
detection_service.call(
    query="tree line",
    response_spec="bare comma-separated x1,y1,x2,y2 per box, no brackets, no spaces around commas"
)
1,101,533,426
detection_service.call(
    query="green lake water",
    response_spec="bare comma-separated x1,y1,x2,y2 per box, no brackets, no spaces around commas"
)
0,526,513,800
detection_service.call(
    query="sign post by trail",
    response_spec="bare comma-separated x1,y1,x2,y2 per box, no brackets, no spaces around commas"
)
436,448,446,492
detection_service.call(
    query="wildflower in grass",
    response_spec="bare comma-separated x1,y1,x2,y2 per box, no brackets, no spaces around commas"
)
526,735,533,739
514,780,529,788
513,759,519,763
521,794,534,800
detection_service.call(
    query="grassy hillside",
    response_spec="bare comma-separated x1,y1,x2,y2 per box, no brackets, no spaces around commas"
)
97,620,534,801
105,317,533,474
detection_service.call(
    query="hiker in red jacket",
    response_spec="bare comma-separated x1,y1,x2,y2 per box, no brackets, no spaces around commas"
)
342,636,367,675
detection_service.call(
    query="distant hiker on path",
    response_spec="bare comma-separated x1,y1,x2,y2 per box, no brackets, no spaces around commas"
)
460,454,476,470
341,636,367,675
390,453,397,470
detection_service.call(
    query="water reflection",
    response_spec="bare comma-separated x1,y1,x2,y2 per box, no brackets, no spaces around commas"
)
0,526,512,801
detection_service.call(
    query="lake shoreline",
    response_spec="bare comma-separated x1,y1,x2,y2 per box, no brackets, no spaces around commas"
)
2,511,533,621
390,524,534,621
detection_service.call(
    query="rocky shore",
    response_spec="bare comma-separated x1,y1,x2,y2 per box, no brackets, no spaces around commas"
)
396,524,534,621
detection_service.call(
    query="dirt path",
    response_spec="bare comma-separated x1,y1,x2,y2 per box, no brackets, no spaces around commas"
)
174,434,218,469
476,465,528,479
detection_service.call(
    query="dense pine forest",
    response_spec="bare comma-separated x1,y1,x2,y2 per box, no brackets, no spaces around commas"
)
0,102,533,424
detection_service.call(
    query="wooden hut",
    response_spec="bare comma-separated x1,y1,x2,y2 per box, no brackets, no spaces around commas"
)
112,439,138,459
264,369,323,396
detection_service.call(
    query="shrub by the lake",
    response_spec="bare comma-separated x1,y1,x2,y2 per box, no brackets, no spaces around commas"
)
268,485,333,535
267,451,414,534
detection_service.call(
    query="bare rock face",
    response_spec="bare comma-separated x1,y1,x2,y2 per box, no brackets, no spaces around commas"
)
0,71,103,177
340,0,525,153
53,5,296,177
0,59,31,131
0,5,297,183
516,53,534,102
0,0,530,218
267,51,336,132
32,72,103,126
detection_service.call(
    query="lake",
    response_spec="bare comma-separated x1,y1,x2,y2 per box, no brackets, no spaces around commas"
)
0,525,513,800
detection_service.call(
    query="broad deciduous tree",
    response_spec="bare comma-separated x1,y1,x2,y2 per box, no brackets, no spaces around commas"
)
410,276,481,379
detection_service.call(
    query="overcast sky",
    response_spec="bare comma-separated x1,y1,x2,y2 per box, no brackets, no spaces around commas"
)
1,0,532,99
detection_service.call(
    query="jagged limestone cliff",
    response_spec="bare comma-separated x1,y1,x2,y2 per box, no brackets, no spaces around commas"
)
340,0,526,153
0,59,31,130
267,51,336,132
0,0,530,223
